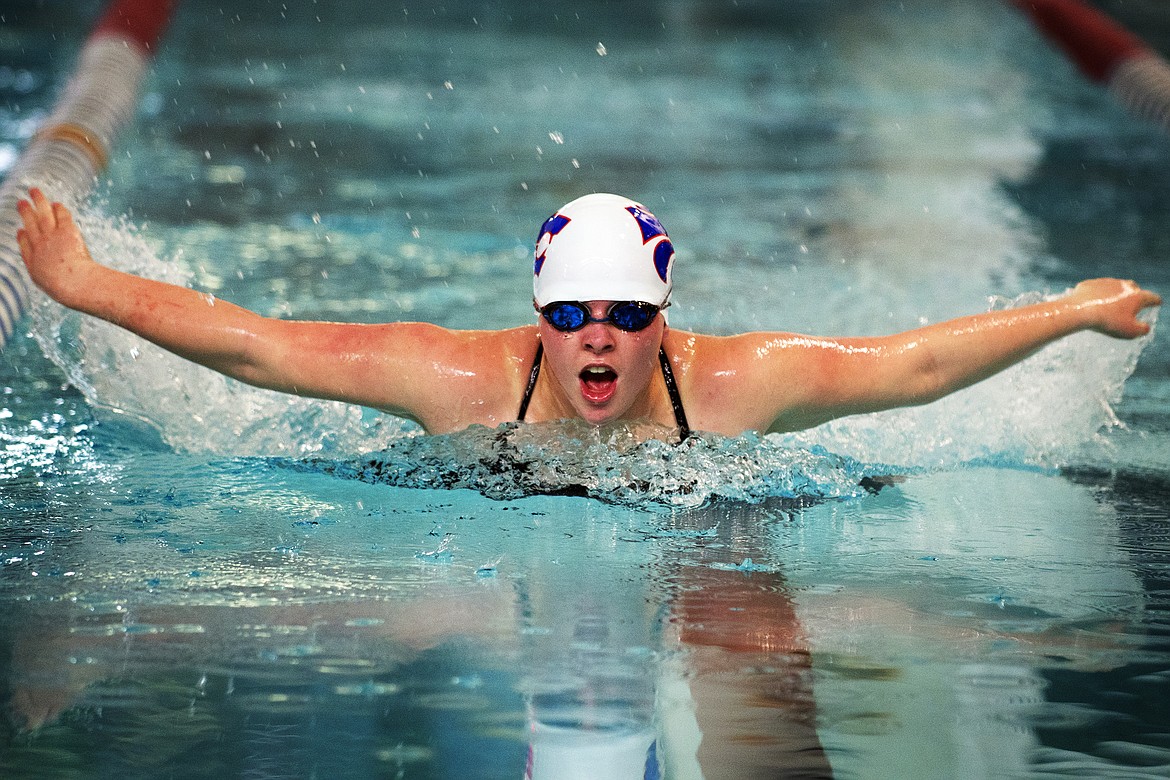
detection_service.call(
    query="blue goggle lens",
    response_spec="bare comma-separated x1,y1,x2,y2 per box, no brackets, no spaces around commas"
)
541,301,662,333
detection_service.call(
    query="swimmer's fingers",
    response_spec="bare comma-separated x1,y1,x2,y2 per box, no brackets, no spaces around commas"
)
1090,280,1162,339
1137,287,1163,311
19,190,86,254
15,228,30,263
1118,282,1160,337
1119,317,1152,339
14,190,96,303
29,187,58,230
15,196,42,242
15,187,63,240
52,202,72,233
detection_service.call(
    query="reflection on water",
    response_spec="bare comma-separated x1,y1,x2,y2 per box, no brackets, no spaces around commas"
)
3,459,1167,777
0,483,835,778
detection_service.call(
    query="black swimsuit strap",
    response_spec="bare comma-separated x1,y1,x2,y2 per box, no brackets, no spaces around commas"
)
517,341,691,443
658,347,691,443
517,340,543,422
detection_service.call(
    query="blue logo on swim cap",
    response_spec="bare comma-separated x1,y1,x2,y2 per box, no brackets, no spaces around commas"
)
627,206,672,283
627,206,667,244
653,239,674,284
534,214,571,276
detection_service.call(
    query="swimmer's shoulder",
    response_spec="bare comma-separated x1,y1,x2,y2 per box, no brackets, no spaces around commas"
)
482,324,541,365
663,328,816,436
391,322,536,361
425,324,538,387
663,328,809,377
357,321,533,370
373,323,538,434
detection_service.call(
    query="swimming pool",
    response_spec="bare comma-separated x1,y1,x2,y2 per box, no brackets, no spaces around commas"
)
3,0,1170,776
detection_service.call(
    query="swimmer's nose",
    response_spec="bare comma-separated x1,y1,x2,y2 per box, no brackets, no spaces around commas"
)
581,320,616,353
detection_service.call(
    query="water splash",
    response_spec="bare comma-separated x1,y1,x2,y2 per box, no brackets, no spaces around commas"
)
778,291,1158,470
26,200,407,457
274,420,890,509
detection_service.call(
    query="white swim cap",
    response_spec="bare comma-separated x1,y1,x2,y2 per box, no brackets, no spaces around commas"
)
533,193,675,307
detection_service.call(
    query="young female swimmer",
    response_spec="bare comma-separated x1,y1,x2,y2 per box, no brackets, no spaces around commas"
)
15,188,1162,441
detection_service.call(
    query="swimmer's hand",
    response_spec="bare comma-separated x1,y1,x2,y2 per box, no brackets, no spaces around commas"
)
15,187,98,308
1068,278,1162,340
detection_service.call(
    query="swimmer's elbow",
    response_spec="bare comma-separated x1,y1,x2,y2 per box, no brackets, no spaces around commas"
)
862,349,950,413
905,345,978,409
841,348,951,415
897,352,950,407
211,318,293,389
765,341,952,429
225,353,275,388
211,341,275,388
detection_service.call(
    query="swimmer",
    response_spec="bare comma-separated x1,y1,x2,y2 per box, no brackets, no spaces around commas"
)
15,188,1162,440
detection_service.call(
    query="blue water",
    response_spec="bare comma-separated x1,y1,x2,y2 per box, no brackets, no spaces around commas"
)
3,0,1170,777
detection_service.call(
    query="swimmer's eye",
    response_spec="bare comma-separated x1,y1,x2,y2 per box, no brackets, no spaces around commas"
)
540,301,663,333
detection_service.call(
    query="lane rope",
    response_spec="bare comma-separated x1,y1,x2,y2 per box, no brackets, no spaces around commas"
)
1012,0,1170,131
0,0,177,346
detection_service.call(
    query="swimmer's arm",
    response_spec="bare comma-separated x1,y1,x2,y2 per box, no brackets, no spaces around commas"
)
15,189,501,427
745,279,1160,433
15,190,267,373
15,190,335,393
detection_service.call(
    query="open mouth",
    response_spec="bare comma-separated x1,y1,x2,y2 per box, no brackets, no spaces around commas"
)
579,365,618,403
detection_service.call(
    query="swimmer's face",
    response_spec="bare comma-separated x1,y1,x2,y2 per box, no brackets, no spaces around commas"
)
538,300,665,426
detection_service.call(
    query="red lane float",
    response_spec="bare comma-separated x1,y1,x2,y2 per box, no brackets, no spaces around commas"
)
1012,0,1170,131
0,0,178,346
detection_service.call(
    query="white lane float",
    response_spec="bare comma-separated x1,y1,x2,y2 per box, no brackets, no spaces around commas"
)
0,0,177,346
1012,0,1170,131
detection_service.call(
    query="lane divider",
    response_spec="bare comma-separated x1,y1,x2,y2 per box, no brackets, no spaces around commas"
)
0,0,177,347
1012,0,1170,130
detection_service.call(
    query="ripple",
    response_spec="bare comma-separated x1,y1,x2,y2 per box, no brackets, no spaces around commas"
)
1031,744,1170,778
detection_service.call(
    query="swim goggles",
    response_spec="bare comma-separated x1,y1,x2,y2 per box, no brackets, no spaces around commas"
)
539,300,666,333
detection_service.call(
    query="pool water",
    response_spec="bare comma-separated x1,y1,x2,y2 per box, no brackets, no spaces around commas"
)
3,0,1170,777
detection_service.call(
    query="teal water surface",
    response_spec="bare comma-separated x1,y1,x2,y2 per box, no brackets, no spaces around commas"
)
2,1,1170,777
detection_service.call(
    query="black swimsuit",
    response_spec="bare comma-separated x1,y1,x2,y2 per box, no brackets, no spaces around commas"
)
517,342,691,442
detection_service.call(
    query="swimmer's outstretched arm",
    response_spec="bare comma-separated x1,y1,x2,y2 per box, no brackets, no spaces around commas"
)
703,278,1162,434
15,189,520,431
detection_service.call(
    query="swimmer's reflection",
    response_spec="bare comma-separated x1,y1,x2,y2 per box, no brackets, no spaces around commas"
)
517,516,831,779
6,514,833,779
664,566,831,779
521,605,660,777
519,570,830,779
652,501,834,780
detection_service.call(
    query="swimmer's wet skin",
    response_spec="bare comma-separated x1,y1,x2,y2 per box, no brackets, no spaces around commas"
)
14,187,1163,445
